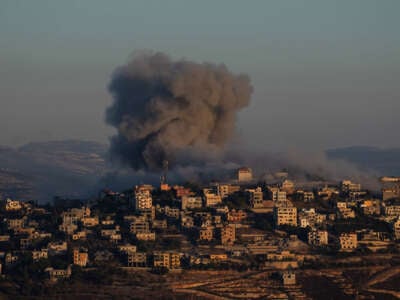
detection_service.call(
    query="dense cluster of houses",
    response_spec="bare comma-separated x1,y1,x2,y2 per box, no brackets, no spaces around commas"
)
1,170,400,283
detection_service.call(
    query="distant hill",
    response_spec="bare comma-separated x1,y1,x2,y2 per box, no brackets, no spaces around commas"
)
326,146,400,176
0,140,109,202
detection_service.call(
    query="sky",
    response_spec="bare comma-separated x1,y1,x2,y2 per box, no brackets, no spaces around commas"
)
0,0,399,151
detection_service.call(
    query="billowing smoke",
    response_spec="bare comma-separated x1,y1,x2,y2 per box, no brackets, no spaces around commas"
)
106,51,253,171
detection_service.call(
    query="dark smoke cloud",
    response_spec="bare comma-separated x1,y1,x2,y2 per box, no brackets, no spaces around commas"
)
106,51,253,171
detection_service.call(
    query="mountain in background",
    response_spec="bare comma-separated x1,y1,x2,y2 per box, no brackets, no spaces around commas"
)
1,140,399,202
326,146,400,176
0,140,110,202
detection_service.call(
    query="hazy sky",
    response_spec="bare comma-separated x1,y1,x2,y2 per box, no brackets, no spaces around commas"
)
1,0,399,151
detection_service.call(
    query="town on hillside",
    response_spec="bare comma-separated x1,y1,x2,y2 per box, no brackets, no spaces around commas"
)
1,168,400,299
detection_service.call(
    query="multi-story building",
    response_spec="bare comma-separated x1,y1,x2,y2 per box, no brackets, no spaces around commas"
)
341,180,361,193
360,199,381,216
118,244,137,254
339,233,358,251
384,205,400,218
308,230,328,246
134,185,153,210
199,226,214,241
336,202,356,219
227,209,247,223
274,201,297,227
393,218,400,240
130,216,150,234
7,218,25,230
32,249,48,261
136,231,156,241
153,252,181,269
220,225,236,246
281,180,295,194
298,208,326,228
73,248,88,267
247,187,264,208
127,252,147,267
271,189,287,202
181,196,203,210
82,216,99,227
203,189,222,207
238,167,253,182
5,199,22,211
213,184,240,199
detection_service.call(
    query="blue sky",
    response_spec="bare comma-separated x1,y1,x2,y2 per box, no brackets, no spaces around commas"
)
1,0,399,150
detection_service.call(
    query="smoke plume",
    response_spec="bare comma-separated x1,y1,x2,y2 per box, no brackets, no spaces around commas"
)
106,51,253,170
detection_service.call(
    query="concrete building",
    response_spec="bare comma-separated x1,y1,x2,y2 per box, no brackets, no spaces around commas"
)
199,226,214,241
281,180,295,194
134,185,153,210
153,251,181,269
384,205,400,217
181,196,203,210
5,199,22,211
127,252,147,267
341,180,361,193
130,216,150,234
203,189,222,207
298,208,326,228
339,233,358,251
220,225,236,245
393,218,400,240
238,167,253,182
308,230,328,246
73,248,88,267
274,201,297,227
282,270,296,285
213,183,240,199
247,187,264,208
337,202,356,219
360,199,381,216
227,209,247,223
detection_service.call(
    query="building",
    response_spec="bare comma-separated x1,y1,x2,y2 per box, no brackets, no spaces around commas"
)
5,199,22,211
48,241,68,255
203,189,222,207
213,183,240,199
46,266,72,282
274,201,297,227
336,202,356,219
73,248,88,267
281,180,295,194
360,199,381,216
227,209,247,223
127,252,147,267
82,216,99,227
130,216,150,234
271,189,287,202
118,244,137,254
136,231,156,241
339,233,358,251
220,225,236,246
341,180,361,193
173,185,192,198
282,270,296,285
384,205,400,218
393,218,400,240
199,226,214,241
153,251,181,269
298,208,326,228
247,187,264,208
238,167,253,182
181,196,203,210
134,185,153,210
308,230,328,246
